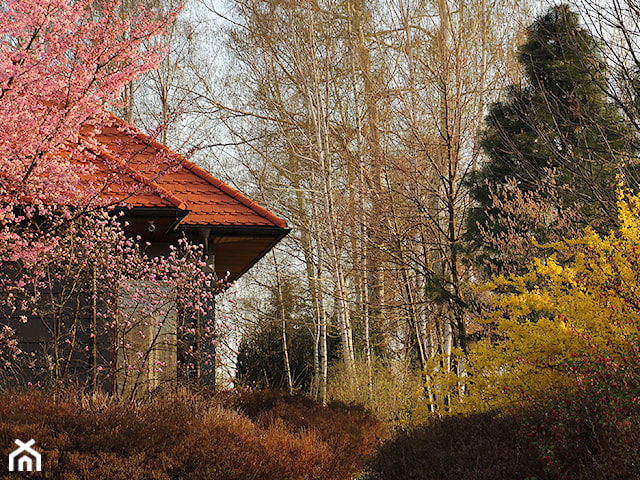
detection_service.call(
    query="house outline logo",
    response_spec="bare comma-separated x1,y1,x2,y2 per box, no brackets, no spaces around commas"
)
8,439,41,472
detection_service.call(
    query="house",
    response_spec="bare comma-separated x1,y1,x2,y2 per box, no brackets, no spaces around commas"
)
8,439,41,472
7,116,289,396
83,116,289,282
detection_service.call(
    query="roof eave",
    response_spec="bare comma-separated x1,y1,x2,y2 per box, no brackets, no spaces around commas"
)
114,206,190,233
179,224,291,237
179,224,291,282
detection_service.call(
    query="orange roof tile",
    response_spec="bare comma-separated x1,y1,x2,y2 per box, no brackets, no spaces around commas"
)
80,116,287,230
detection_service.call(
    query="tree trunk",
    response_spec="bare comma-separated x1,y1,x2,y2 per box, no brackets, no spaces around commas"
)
273,251,293,394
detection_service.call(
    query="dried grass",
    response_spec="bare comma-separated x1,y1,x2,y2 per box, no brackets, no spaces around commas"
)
0,387,385,480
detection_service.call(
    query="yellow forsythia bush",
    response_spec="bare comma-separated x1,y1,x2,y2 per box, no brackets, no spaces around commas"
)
456,190,640,414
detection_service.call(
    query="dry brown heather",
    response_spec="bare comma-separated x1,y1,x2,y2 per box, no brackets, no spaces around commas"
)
365,412,550,480
364,409,640,480
4,388,639,480
0,388,387,480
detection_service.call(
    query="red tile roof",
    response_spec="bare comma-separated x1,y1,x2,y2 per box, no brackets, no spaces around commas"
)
80,115,287,230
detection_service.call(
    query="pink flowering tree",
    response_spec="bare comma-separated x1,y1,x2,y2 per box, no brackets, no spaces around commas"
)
0,0,175,205
0,0,173,268
0,0,225,396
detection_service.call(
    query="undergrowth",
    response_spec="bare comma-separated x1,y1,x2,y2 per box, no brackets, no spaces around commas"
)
364,405,640,480
0,387,387,480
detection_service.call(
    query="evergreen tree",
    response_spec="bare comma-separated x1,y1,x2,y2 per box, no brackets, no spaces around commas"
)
235,278,339,391
466,4,637,273
236,317,315,391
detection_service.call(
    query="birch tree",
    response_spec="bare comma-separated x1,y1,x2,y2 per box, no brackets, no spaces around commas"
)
220,0,360,389
216,0,532,409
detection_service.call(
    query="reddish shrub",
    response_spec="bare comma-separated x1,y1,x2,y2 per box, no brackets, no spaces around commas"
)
0,388,383,479
526,351,640,479
233,388,389,477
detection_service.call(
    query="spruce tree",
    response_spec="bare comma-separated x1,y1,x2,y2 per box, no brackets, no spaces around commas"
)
466,4,636,273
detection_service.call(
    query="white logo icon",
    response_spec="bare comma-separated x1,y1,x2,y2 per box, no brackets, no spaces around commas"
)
8,439,41,472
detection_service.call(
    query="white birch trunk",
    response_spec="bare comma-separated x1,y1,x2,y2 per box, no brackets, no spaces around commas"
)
273,251,293,394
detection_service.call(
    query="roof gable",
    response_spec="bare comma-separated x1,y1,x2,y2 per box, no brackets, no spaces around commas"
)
82,116,287,230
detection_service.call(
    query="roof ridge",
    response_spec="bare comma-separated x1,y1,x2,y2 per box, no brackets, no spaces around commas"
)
107,115,288,230
79,132,187,210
